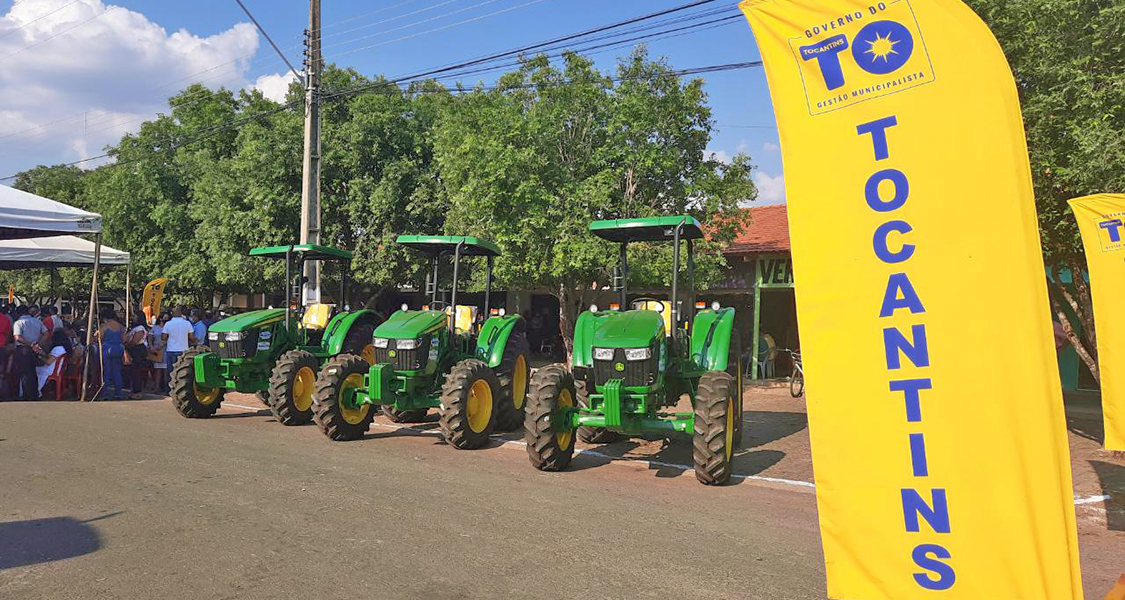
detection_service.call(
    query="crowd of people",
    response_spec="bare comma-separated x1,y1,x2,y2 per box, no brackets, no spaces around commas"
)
0,304,217,401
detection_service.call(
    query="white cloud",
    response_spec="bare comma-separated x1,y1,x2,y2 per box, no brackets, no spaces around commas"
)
736,140,748,153
253,72,297,103
753,171,786,204
763,142,780,152
0,0,261,175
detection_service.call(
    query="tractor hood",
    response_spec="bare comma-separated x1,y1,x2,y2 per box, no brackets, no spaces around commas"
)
207,308,287,333
591,310,664,349
374,310,447,339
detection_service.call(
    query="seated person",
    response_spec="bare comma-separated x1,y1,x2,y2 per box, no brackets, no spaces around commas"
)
36,329,72,398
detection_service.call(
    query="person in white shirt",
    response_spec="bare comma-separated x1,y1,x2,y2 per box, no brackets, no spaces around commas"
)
150,312,169,393
161,307,197,381
36,329,72,397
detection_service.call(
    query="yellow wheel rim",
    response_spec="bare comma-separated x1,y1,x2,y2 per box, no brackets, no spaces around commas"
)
339,373,370,425
556,389,574,451
361,344,376,365
466,379,493,434
725,397,735,460
293,366,315,412
512,355,528,410
195,383,220,406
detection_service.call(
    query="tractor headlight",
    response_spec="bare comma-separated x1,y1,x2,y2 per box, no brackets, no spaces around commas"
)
624,348,652,361
396,338,422,350
373,337,390,348
208,332,219,341
225,332,244,341
593,348,614,361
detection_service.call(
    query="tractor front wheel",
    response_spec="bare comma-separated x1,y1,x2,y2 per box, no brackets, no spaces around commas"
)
439,359,499,449
525,364,577,471
267,350,319,425
494,332,531,432
170,348,224,418
576,378,621,444
693,370,737,485
312,355,375,441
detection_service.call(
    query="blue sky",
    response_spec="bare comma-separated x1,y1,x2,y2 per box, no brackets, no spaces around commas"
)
0,0,784,201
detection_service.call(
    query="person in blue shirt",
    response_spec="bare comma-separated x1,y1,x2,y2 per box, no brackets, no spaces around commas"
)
190,308,208,347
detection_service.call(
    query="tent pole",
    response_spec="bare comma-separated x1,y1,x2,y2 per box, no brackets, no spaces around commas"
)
125,263,131,327
80,234,103,402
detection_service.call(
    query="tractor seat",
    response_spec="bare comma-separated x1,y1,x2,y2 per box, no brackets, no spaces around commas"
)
302,303,335,331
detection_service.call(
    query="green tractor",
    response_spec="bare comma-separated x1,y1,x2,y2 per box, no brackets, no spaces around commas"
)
170,244,381,425
313,235,531,449
524,216,744,485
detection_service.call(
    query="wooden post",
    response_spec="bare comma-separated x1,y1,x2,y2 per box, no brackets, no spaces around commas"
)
750,256,761,380
124,263,131,327
80,234,102,402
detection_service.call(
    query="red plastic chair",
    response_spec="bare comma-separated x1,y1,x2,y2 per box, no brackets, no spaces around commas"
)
42,354,72,401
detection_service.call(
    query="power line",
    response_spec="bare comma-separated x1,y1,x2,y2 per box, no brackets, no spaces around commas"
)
0,60,761,181
232,0,304,87
0,0,81,41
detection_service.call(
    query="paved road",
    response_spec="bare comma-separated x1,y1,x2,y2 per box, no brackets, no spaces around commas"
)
0,397,826,600
1,392,1121,599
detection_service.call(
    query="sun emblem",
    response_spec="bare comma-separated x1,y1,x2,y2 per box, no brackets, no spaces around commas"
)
864,31,900,62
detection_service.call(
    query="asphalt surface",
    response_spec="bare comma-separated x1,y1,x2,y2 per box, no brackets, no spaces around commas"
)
0,389,1121,599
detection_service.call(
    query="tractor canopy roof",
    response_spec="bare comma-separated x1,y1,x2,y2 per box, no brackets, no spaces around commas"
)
395,235,501,257
589,215,704,243
248,244,353,261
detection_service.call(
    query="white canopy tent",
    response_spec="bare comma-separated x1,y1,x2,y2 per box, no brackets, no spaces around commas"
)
1,184,115,400
0,235,129,269
0,184,101,240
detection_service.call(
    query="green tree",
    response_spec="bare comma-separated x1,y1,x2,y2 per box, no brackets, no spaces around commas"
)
433,49,755,358
967,0,1125,381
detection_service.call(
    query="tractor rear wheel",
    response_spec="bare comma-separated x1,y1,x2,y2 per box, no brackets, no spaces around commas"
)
727,330,744,448
494,332,531,432
170,348,224,418
267,350,318,426
312,354,376,441
576,379,621,444
525,364,577,471
439,359,499,449
382,405,429,423
693,370,736,485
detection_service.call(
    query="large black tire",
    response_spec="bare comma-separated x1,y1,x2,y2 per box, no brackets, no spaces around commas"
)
312,354,376,441
439,359,500,450
727,330,744,448
525,364,577,471
382,405,429,423
267,350,319,426
576,378,621,444
693,370,736,485
493,332,531,432
170,347,225,418
341,317,377,364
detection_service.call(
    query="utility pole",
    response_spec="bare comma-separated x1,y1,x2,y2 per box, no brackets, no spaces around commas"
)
300,0,322,305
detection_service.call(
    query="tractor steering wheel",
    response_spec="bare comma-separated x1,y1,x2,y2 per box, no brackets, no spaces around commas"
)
631,298,668,314
428,300,449,311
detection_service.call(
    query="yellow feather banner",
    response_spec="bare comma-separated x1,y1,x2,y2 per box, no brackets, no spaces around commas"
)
738,0,1083,597
1069,193,1125,451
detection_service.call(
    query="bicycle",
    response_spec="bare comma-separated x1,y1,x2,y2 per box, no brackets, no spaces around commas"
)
784,349,804,398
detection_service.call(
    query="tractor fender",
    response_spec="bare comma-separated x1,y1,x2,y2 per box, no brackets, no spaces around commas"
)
323,309,380,356
573,310,614,368
475,315,525,368
689,308,736,372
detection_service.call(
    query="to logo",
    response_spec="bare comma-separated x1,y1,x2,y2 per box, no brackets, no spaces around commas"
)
802,21,915,91
1099,219,1123,243
1096,218,1125,252
788,1,934,115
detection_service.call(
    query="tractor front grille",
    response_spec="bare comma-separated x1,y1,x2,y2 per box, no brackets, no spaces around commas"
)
592,347,656,389
210,328,260,360
372,336,431,371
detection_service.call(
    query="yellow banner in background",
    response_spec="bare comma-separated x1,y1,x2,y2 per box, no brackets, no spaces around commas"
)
1069,194,1125,451
739,0,1083,598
